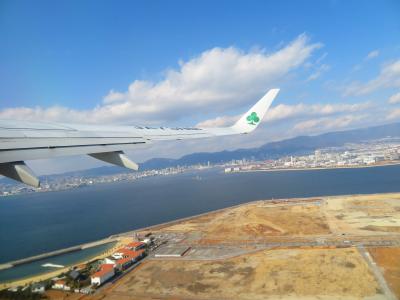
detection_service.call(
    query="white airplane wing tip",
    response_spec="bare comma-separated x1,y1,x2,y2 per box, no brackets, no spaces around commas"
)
231,88,279,133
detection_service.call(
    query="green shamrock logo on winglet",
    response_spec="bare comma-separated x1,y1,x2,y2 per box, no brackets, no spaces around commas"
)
246,112,260,125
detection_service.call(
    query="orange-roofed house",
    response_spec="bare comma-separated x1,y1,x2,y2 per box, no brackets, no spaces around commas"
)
91,264,115,286
126,241,146,251
115,256,133,270
111,248,134,260
113,249,146,270
125,249,145,263
112,248,145,260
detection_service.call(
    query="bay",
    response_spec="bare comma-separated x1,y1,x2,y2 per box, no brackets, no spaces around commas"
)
1,165,399,264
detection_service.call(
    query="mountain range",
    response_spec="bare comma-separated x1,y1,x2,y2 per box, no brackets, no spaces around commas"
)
51,122,400,178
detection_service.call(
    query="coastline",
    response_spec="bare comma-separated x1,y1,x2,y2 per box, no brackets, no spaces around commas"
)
233,161,400,173
0,201,246,284
3,191,400,289
2,161,399,198
0,237,132,289
0,238,118,271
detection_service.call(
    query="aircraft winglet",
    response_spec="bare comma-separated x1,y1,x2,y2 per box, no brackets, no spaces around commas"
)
231,89,279,134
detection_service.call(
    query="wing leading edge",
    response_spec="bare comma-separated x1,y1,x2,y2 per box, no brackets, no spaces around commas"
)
0,89,279,186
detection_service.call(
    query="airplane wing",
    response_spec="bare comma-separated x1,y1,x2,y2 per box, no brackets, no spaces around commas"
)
0,89,279,187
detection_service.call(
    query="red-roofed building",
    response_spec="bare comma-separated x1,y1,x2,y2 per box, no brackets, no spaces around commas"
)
115,256,132,270
126,241,146,251
108,249,145,270
91,264,115,286
129,249,145,262
112,248,145,259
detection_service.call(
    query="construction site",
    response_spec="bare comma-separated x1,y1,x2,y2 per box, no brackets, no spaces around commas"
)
4,192,399,300
84,193,400,300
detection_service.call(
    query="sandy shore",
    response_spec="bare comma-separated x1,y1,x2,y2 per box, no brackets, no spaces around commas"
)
0,237,132,290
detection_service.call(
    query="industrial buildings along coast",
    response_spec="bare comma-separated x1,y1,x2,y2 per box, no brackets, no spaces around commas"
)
1,232,193,297
1,138,400,197
225,138,400,173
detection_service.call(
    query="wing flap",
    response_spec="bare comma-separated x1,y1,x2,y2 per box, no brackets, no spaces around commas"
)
0,161,40,187
89,151,139,170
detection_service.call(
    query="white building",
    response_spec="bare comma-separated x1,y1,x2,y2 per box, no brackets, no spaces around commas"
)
104,257,117,265
111,252,124,260
31,282,46,293
91,264,115,286
52,280,70,291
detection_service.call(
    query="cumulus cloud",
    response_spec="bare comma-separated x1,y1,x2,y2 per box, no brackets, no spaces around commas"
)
0,34,322,125
365,50,380,60
344,59,400,96
388,92,400,104
197,101,372,128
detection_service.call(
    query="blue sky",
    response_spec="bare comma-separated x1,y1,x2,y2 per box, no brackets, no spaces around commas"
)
1,0,400,173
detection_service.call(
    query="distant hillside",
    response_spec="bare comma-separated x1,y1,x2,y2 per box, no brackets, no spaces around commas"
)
58,122,400,177
140,122,400,170
1,122,399,183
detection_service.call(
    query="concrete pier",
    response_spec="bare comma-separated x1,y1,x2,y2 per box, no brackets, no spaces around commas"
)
0,238,118,271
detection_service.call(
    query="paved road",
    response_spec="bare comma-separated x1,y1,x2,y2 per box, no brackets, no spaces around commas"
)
357,245,397,300
147,236,400,261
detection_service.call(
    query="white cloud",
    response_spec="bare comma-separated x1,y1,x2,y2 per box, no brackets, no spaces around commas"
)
306,64,330,81
196,114,240,128
387,108,400,120
388,92,400,104
197,101,372,128
293,114,367,132
316,52,328,64
266,101,371,122
0,34,322,125
365,50,380,60
344,59,400,96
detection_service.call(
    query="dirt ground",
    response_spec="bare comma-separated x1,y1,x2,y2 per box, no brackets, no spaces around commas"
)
45,290,85,300
154,193,400,241
324,193,400,235
90,247,383,300
368,247,400,299
160,200,331,242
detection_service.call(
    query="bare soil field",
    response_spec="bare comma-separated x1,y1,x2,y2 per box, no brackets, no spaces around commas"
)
155,193,400,241
160,200,331,242
368,247,400,299
91,247,383,300
324,193,400,235
45,290,84,300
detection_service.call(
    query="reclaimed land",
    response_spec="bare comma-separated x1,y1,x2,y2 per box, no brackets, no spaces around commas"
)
80,193,400,300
